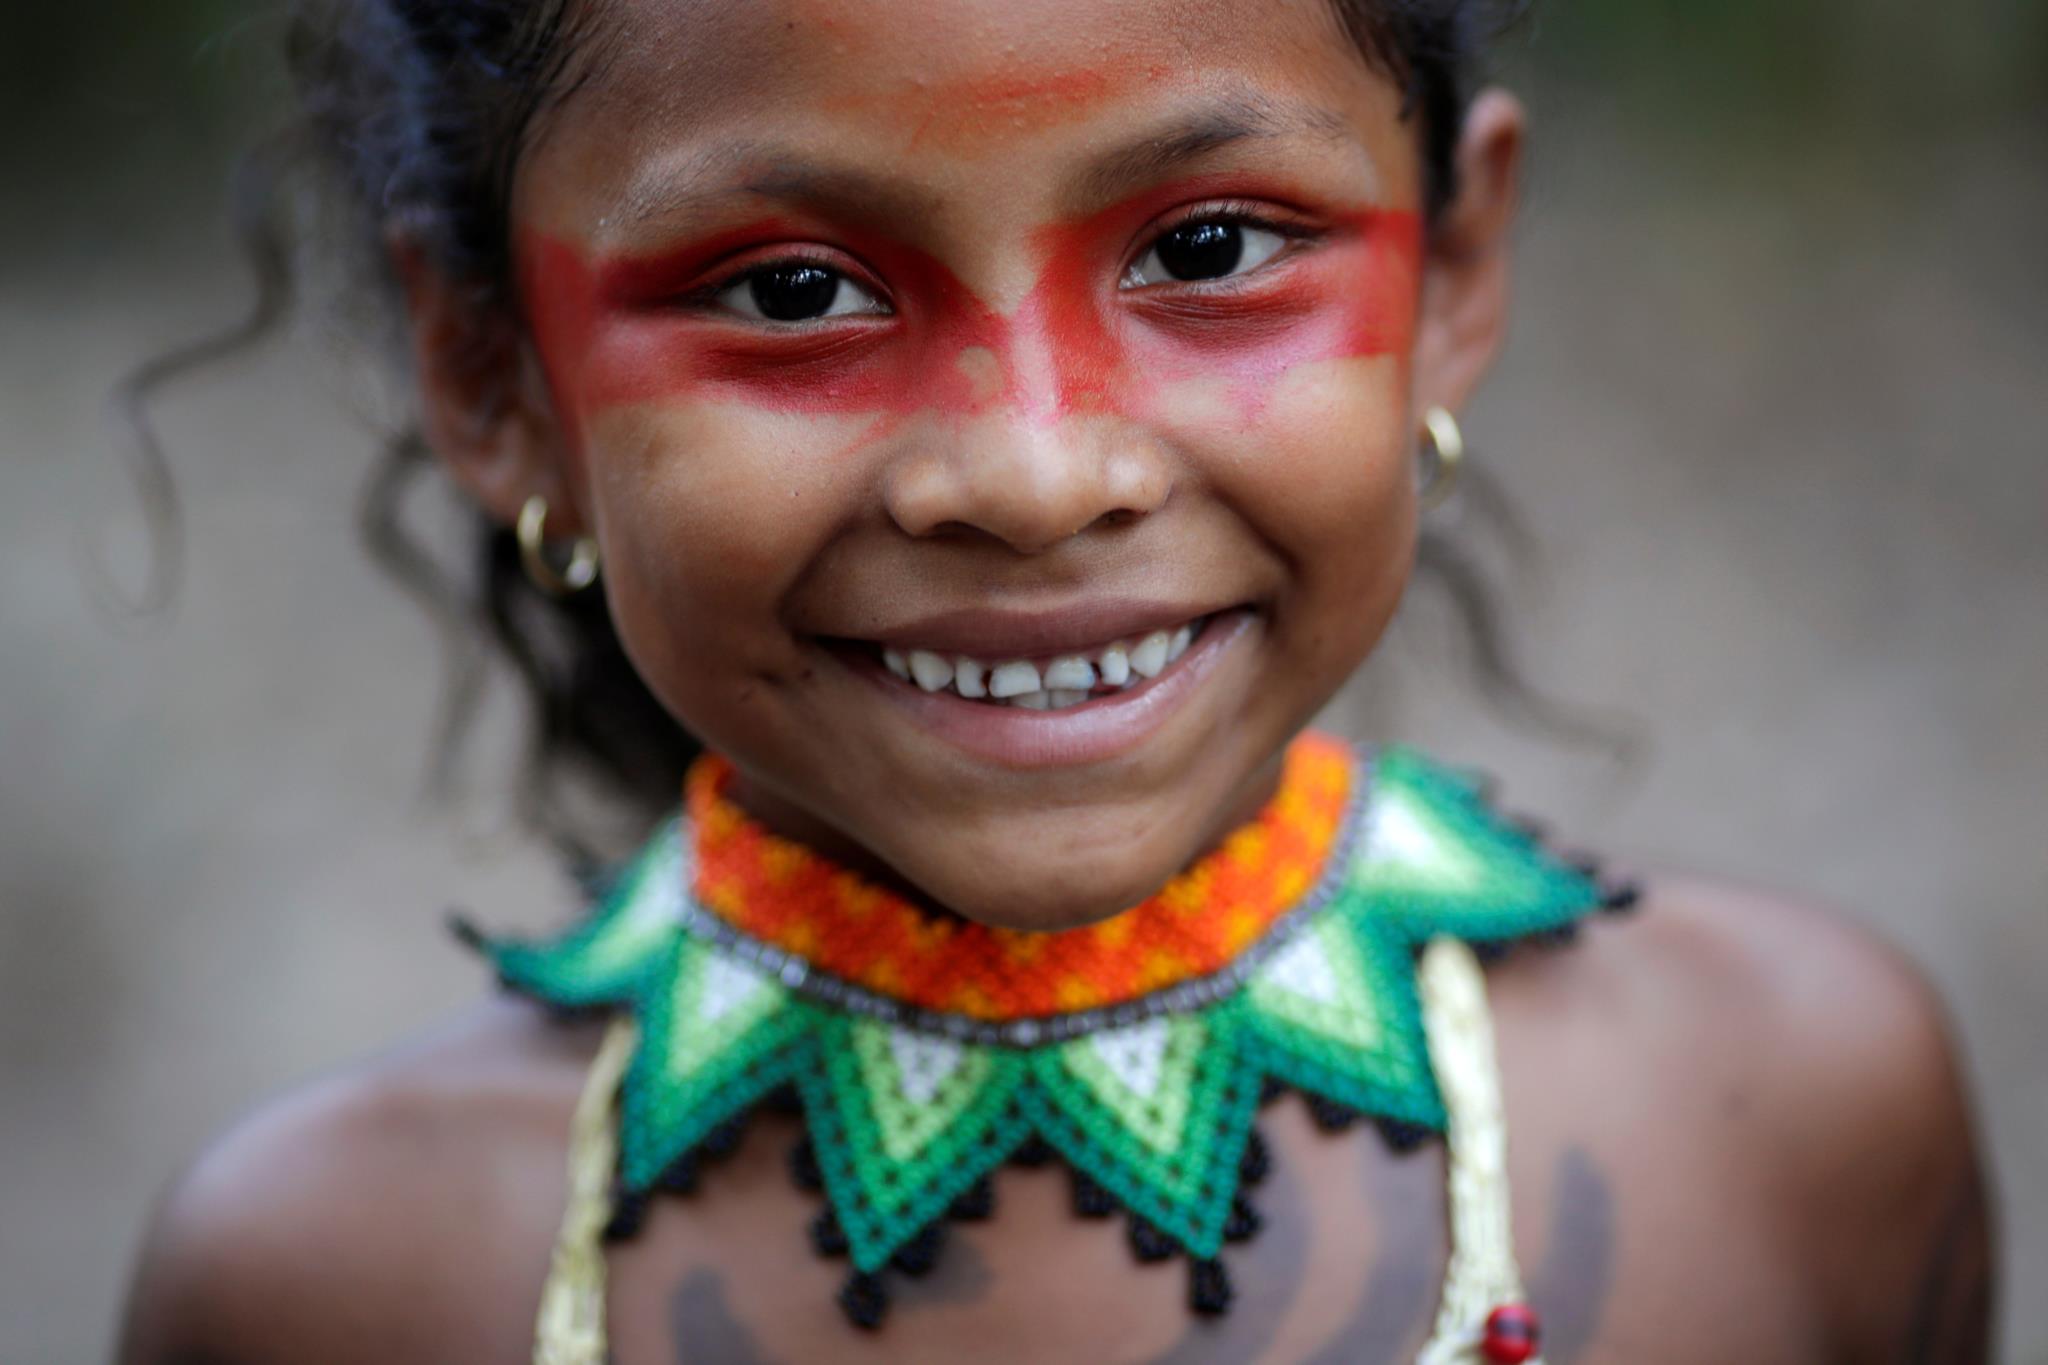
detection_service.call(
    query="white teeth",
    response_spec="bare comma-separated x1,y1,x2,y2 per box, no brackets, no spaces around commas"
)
954,657,987,699
1042,656,1096,691
880,615,1212,705
908,649,954,692
988,661,1043,699
1129,631,1171,679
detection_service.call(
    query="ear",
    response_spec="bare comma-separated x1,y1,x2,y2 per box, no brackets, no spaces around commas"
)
389,234,585,533
1412,89,1526,418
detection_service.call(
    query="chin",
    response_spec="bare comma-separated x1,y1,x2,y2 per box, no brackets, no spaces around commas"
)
900,835,1200,934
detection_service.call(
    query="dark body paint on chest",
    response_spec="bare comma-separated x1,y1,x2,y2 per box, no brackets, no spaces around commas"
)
660,1135,1617,1365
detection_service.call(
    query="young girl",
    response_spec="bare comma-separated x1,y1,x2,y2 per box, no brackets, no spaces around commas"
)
118,0,1994,1360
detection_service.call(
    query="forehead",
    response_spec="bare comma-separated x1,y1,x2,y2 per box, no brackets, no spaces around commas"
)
524,0,1412,238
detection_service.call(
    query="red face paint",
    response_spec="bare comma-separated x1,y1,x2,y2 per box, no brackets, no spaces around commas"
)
826,51,1173,155
518,219,1012,434
518,189,1420,440
1023,184,1422,421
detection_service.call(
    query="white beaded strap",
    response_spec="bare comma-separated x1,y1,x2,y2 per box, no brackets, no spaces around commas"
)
534,951,1532,1364
535,1017,638,1365
1415,937,1544,1365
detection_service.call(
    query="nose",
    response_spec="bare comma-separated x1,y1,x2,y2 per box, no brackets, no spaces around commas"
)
882,414,1173,554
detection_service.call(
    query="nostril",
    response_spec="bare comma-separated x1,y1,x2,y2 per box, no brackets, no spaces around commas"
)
881,428,1172,548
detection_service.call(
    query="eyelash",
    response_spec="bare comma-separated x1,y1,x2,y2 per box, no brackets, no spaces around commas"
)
1133,202,1317,274
691,202,1316,320
687,248,885,313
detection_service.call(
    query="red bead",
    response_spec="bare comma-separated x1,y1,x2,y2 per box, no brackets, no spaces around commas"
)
1481,1303,1542,1363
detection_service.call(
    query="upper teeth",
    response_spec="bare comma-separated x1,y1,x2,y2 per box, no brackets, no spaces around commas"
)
881,620,1204,710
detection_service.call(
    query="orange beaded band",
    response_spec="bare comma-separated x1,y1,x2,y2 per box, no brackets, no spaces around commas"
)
686,732,1356,1023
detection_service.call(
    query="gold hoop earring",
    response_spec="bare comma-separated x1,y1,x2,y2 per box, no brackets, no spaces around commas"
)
517,495,601,598
1418,406,1465,512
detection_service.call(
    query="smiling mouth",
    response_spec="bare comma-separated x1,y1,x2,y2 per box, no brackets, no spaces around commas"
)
851,615,1217,711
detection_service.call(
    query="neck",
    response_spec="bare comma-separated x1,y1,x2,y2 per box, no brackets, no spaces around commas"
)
724,747,1290,934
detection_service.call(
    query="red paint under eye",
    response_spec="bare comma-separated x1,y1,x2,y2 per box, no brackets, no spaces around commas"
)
1141,208,1425,404
1023,193,1424,420
516,195,1421,438
517,221,1015,429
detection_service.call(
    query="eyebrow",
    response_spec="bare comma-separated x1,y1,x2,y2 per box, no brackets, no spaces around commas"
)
1069,95,1354,208
606,94,1356,236
611,143,942,232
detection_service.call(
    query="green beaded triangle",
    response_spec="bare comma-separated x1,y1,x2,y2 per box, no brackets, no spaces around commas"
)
1239,906,1442,1129
483,819,687,1007
1025,1008,1261,1255
805,1012,1033,1266
619,937,809,1190
469,744,1615,1298
1354,748,1597,942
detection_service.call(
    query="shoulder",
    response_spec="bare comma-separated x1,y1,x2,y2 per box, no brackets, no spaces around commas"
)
1546,875,1959,1071
1493,873,1973,1114
1571,876,1974,1137
1498,874,1994,1359
118,998,601,1365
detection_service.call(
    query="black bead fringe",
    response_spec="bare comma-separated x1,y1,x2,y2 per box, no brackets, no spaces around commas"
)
579,780,1634,1331
1239,1129,1271,1185
1071,1169,1117,1218
1127,1216,1177,1264
1375,1118,1433,1154
890,1224,945,1277
1010,1135,1057,1167
948,1175,996,1221
1222,1196,1262,1243
838,1271,888,1328
657,1152,700,1195
810,1209,849,1258
602,1186,649,1242
608,1095,1457,1329
788,1137,823,1191
1306,1094,1361,1133
1189,1258,1233,1315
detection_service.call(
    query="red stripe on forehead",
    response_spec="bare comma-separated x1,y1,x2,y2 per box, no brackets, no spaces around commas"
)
820,46,1176,155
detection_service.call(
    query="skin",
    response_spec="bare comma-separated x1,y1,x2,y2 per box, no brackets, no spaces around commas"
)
422,0,1468,930
119,0,1996,1361
119,883,1993,1364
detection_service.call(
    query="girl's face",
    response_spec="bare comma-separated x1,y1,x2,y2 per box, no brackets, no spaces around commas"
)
429,0,1517,929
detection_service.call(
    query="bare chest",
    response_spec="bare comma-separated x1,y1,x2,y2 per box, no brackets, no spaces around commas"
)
557,1097,1825,1365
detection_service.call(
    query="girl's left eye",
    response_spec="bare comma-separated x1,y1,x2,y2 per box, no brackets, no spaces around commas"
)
1123,218,1291,289
714,263,889,322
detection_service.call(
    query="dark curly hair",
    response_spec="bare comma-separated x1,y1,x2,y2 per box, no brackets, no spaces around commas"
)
125,0,1597,864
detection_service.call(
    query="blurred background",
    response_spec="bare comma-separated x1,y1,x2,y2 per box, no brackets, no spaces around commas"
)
3,1,2044,1359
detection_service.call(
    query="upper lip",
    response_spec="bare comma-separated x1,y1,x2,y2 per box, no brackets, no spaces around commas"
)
849,599,1239,659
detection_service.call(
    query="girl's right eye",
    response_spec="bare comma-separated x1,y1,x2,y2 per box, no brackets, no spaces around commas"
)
714,264,890,323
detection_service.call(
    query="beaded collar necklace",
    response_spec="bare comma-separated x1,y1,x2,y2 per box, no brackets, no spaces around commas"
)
468,733,1622,1329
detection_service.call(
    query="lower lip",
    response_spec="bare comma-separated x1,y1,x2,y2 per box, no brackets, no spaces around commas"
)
842,610,1257,769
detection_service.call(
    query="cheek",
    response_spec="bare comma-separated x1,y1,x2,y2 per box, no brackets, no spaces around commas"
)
1165,351,1417,646
574,404,869,718
1136,268,1414,419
